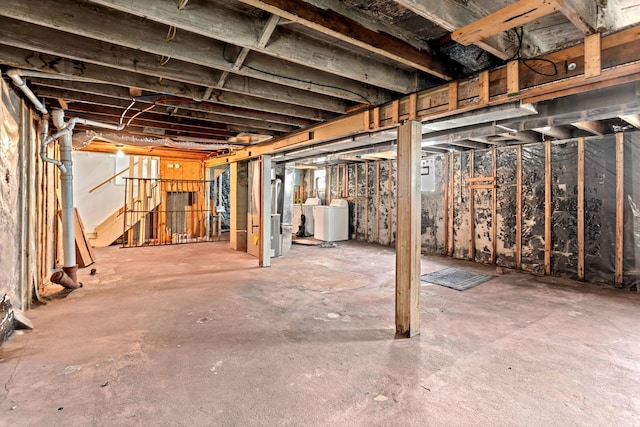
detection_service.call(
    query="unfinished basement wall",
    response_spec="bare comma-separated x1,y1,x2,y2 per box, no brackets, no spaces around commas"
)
330,132,640,288
1,78,57,343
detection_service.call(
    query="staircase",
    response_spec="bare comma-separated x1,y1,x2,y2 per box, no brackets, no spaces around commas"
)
89,180,161,248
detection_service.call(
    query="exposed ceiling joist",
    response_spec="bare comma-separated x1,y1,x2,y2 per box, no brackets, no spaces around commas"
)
559,0,598,34
0,45,337,123
214,14,280,90
30,83,301,133
572,120,607,135
451,0,563,46
0,17,349,114
0,0,392,104
393,0,515,59
83,0,426,93
533,125,573,139
620,114,640,129
236,0,451,80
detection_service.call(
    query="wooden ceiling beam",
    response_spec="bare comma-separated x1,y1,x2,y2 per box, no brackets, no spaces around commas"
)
393,0,515,60
572,120,607,135
77,141,211,160
0,0,391,104
0,45,337,123
559,0,598,34
30,83,300,133
82,0,425,93
215,14,280,91
0,17,349,114
236,0,451,80
451,0,563,46
620,114,640,129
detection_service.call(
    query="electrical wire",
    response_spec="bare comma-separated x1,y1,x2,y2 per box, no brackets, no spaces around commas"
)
166,26,177,42
125,103,158,127
510,27,558,77
119,99,137,127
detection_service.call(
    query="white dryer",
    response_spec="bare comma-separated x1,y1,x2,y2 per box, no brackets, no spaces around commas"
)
313,199,349,242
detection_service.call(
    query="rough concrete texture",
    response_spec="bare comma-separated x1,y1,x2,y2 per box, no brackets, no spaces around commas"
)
2,242,639,426
0,78,21,308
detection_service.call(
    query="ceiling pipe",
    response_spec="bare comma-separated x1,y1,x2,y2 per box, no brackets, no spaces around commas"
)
6,69,123,289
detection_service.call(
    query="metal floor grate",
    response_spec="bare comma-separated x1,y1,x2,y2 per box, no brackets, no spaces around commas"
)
420,267,496,291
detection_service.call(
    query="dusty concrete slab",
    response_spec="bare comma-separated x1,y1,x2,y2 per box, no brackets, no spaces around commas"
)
1,241,639,426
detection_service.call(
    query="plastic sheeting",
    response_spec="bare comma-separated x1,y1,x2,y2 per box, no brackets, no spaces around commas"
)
495,147,518,268
584,136,617,283
521,145,546,274
551,141,579,278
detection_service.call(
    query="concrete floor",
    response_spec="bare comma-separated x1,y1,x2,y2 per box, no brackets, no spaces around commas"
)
1,241,639,426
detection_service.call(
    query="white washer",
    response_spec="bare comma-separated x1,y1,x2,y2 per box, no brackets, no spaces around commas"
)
293,197,322,235
313,199,349,242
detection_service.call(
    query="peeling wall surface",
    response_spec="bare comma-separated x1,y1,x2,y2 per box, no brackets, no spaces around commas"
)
0,79,20,308
421,154,445,253
324,132,640,287
495,147,517,268
473,149,493,264
0,79,20,342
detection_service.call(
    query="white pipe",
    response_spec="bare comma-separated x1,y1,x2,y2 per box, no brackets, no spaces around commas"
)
6,69,48,115
52,109,76,269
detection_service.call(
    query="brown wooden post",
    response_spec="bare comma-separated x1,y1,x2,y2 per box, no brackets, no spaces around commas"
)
516,145,523,269
615,133,624,286
545,140,552,275
577,138,585,280
395,121,422,338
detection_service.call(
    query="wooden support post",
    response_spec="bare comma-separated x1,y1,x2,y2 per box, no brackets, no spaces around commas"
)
373,107,381,129
326,166,332,205
491,147,497,264
138,158,146,246
516,145,523,269
258,155,271,267
391,100,400,124
376,161,380,243
343,164,348,198
355,164,359,239
507,60,520,96
469,152,475,261
364,108,371,130
408,93,417,120
585,33,601,78
479,70,490,104
365,162,369,241
443,153,449,255
388,159,393,245
615,133,624,286
448,81,458,111
396,121,421,338
577,138,585,280
127,156,135,246
230,161,248,252
448,152,455,256
545,140,552,275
